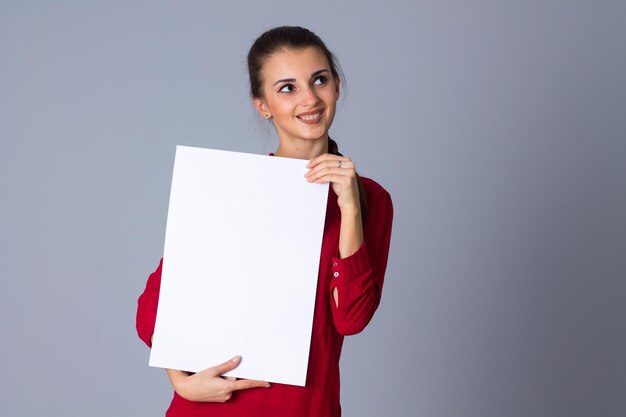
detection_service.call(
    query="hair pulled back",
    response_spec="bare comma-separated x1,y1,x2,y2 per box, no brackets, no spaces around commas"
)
247,26,342,99
247,26,368,223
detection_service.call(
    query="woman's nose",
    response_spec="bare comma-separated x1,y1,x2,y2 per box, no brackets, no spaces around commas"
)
300,86,319,106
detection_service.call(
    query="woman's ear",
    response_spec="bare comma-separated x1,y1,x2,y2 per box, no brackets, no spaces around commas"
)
253,97,271,119
334,76,341,100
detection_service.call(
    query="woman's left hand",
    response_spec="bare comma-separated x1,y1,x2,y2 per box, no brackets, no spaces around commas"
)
305,153,360,213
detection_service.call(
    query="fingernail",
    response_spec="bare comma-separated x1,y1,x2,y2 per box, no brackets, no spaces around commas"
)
231,356,240,363
265,383,271,387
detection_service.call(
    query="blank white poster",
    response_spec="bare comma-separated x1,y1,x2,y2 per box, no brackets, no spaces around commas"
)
149,146,328,386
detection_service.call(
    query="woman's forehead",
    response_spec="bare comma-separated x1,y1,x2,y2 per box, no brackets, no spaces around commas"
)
262,47,330,79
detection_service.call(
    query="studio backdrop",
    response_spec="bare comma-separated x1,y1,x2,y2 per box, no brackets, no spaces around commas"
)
1,1,625,416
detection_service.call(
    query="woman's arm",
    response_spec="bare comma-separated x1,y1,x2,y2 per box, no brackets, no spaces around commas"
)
136,259,163,347
306,154,394,335
136,262,270,401
166,357,270,402
306,153,364,309
329,189,393,335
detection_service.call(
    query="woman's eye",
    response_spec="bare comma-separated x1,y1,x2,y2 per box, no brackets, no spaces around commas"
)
278,84,295,93
313,75,328,86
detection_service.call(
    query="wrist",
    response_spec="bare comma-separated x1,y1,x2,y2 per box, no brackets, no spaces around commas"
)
167,369,189,396
176,377,195,401
339,205,360,218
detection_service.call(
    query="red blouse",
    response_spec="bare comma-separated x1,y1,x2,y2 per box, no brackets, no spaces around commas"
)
136,176,393,417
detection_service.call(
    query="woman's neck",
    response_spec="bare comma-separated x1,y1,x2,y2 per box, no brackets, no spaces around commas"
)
274,137,328,160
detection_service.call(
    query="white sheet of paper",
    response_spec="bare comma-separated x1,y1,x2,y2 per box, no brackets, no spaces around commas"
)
149,146,328,386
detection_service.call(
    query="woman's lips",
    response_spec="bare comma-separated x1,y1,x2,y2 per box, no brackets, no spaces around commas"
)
296,109,324,125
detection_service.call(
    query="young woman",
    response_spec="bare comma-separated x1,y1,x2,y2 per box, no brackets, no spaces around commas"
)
136,26,393,417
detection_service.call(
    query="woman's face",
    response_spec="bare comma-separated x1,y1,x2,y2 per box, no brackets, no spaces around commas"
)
254,46,340,146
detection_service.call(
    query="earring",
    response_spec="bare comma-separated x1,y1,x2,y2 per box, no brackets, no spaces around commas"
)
265,113,270,118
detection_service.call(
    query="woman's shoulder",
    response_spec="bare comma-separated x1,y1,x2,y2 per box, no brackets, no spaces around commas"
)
360,175,393,231
360,176,391,200
360,176,393,218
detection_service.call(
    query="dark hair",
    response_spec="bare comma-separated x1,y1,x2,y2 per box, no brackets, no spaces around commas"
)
247,26,342,98
248,26,368,224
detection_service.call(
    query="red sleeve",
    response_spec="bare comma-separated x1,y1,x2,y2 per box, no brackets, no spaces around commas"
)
329,186,393,336
136,258,163,348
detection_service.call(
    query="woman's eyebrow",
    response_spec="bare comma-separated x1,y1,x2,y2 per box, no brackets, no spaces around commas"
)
273,77,295,86
272,69,330,86
311,69,330,78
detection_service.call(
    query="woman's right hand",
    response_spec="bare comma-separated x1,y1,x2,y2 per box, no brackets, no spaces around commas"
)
166,356,270,402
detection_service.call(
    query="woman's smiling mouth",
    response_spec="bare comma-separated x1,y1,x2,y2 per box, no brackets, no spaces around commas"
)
296,109,324,124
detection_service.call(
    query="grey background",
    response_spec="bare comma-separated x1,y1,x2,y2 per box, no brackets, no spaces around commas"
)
1,1,625,416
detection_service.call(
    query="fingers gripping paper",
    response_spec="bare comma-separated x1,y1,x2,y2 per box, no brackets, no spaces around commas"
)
149,146,328,386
